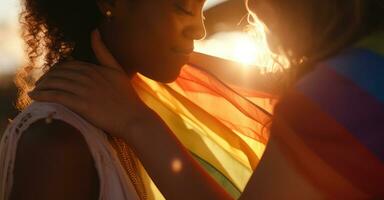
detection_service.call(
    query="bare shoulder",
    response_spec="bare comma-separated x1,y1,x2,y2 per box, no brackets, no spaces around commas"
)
17,118,91,153
11,119,99,200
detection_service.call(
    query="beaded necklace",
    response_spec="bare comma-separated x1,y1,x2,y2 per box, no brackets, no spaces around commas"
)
108,136,147,200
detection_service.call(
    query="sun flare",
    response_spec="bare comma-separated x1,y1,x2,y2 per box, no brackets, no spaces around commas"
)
194,19,288,72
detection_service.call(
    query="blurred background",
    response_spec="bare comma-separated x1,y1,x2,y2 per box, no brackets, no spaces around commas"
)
0,0,23,134
0,0,278,134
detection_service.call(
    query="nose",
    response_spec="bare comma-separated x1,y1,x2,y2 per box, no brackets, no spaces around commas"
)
183,14,206,40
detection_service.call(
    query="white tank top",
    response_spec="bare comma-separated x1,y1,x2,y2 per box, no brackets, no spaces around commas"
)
0,102,140,200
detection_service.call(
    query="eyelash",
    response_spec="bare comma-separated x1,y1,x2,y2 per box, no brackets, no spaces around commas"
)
175,4,194,16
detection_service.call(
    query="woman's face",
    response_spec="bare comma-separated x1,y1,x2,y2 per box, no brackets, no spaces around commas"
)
99,0,206,82
247,0,315,57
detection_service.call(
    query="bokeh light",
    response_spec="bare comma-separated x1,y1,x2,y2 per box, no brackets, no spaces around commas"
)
171,158,183,173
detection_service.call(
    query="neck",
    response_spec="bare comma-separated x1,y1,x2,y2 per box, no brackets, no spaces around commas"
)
72,37,99,64
98,23,136,77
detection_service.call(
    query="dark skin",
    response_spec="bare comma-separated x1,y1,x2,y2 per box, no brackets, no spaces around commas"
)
26,27,324,200
97,0,206,82
29,0,380,199
11,119,99,200
19,0,320,199
12,0,212,199
27,65,324,200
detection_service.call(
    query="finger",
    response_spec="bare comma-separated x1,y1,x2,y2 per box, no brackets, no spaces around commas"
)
49,61,103,76
36,71,89,90
54,60,127,85
57,60,101,69
40,64,109,86
28,90,86,114
91,29,124,72
52,58,124,77
36,61,94,84
33,76,88,97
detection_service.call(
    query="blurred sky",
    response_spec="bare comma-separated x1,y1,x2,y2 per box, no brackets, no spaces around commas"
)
0,0,20,22
204,0,228,10
0,0,230,75
0,0,24,75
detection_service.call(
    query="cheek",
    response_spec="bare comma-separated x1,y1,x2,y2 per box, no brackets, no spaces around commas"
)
129,15,186,81
110,2,186,82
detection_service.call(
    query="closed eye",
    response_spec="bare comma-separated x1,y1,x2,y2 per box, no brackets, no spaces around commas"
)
175,3,194,16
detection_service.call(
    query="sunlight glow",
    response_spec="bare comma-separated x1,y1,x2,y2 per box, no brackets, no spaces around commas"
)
232,35,260,66
195,19,289,72
203,0,229,10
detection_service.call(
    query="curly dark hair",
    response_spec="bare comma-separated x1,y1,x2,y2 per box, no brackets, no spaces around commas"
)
16,0,105,109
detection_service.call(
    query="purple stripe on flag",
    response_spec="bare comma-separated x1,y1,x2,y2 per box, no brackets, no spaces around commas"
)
296,65,384,161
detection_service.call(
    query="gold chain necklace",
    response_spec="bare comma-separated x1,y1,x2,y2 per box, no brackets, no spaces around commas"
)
108,136,147,200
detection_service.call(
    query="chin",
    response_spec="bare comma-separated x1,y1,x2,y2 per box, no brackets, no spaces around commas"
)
155,69,182,83
142,64,184,83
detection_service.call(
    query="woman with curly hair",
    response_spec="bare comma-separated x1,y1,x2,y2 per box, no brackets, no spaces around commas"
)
0,0,222,199
24,0,384,199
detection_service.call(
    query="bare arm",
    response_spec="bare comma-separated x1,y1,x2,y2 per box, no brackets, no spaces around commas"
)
29,52,373,199
11,119,99,200
29,61,233,200
30,60,318,200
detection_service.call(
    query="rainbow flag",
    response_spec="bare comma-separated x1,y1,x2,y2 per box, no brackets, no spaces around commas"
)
130,33,384,199
271,32,384,198
131,57,276,199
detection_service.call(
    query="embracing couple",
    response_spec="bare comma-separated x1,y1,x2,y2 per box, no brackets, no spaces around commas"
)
1,0,384,199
